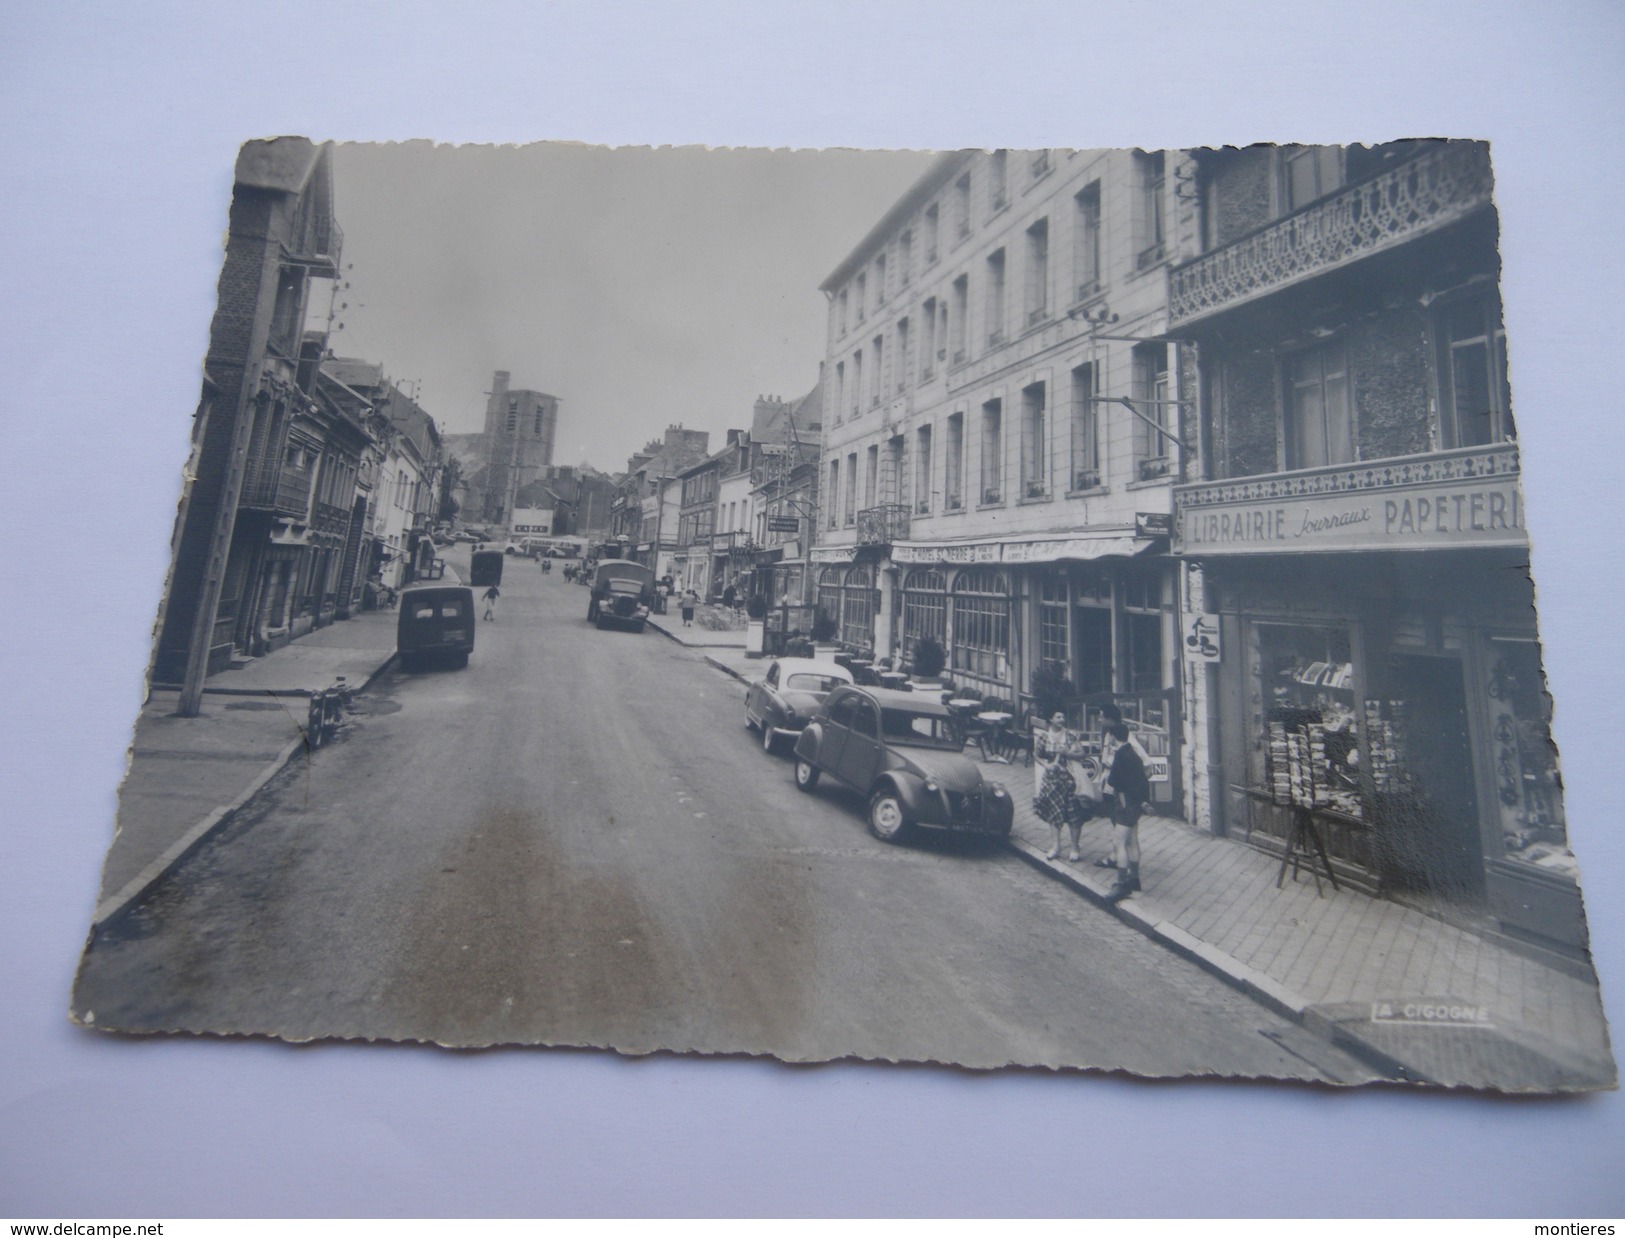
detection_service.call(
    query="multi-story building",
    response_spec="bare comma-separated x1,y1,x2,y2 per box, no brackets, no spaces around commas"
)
320,357,444,596
674,448,725,598
472,370,559,527
153,138,344,693
1166,141,1574,951
609,425,710,573
749,382,823,606
815,147,1197,811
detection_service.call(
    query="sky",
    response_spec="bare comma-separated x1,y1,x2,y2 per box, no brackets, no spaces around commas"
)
323,142,938,470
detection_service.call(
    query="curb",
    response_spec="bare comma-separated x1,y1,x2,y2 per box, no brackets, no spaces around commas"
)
703,655,747,684
92,649,398,928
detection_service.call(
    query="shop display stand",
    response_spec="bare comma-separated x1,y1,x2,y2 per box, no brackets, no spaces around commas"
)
1277,804,1340,895
1266,716,1348,896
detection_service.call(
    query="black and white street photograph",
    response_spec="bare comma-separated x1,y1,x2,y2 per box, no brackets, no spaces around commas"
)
9,1,1625,1222
65,137,1614,1092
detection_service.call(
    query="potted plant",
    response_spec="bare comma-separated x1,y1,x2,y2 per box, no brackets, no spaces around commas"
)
811,607,840,660
910,636,947,690
744,593,769,657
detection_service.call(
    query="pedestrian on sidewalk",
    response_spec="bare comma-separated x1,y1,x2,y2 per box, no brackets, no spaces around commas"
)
681,588,698,627
1101,721,1150,901
482,584,501,621
1034,712,1094,862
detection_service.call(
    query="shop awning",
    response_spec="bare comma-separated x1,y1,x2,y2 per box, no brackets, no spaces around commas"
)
889,532,1149,566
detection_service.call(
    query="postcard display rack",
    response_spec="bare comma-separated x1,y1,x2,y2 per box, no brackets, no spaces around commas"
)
1263,659,1369,893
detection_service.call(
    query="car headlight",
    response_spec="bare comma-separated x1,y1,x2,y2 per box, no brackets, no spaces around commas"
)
784,706,797,722
990,785,1007,798
924,779,939,793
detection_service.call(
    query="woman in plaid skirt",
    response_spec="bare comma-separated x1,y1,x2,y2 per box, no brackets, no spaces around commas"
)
1034,712,1094,861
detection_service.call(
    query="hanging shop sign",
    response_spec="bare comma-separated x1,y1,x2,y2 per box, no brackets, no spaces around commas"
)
809,545,854,564
767,516,801,534
1135,511,1173,539
1184,613,1222,662
1172,444,1527,555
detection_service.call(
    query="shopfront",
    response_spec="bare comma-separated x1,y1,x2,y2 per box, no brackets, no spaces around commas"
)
1175,446,1582,952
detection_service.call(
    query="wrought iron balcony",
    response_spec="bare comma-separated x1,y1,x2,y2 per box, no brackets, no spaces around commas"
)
856,502,910,547
1169,142,1494,327
241,463,313,516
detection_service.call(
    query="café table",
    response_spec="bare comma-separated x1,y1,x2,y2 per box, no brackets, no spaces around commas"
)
976,711,1014,762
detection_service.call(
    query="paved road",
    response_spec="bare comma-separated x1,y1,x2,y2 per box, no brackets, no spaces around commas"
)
75,551,1378,1081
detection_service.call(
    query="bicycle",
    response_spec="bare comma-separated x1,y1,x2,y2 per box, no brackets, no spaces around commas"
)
306,675,353,750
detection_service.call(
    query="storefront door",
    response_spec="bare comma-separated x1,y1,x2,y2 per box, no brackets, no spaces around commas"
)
1382,653,1484,902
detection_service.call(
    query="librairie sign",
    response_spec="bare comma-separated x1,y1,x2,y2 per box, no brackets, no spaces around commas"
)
1172,446,1528,555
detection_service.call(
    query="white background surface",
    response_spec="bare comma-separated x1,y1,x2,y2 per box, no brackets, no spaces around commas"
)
3,0,1622,1218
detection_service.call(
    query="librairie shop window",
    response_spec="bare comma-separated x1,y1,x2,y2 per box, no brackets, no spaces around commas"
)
1250,623,1363,820
1488,636,1572,878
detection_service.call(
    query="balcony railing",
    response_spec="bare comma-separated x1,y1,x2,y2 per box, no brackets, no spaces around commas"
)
856,502,910,547
1170,142,1494,327
241,463,313,516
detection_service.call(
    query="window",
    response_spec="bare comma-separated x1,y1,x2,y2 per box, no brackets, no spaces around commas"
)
1070,362,1100,490
944,412,965,510
1134,150,1166,270
834,361,845,424
1030,149,1051,179
924,204,940,264
1281,145,1343,213
1025,218,1049,325
841,564,876,650
1285,342,1353,469
915,423,933,513
1122,568,1166,694
506,397,519,433
851,349,863,417
1133,342,1171,478
980,398,1003,503
838,289,848,335
268,267,304,355
874,254,887,305
985,250,1006,347
954,173,972,239
899,230,913,286
827,460,839,529
901,568,947,657
1037,573,1069,669
990,150,1008,212
1437,294,1513,448
950,568,1012,688
871,334,884,407
534,403,545,435
1021,382,1047,498
896,317,910,392
920,297,937,379
950,275,969,362
845,453,858,524
855,273,866,322
864,444,879,509
1074,183,1101,299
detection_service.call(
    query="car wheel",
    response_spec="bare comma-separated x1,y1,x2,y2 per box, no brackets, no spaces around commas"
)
450,650,469,670
868,789,913,844
793,758,820,792
587,602,597,622
633,620,646,634
762,723,778,754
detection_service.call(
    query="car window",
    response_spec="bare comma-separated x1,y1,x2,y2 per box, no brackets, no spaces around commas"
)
440,604,461,618
827,694,859,730
785,673,844,693
851,702,879,738
765,664,779,688
413,605,435,619
881,709,958,747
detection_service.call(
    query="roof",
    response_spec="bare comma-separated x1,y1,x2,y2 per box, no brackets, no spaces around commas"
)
321,356,384,392
768,658,854,681
835,684,953,715
820,151,971,292
235,137,326,194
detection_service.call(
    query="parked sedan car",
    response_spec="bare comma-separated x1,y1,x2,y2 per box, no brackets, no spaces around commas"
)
792,685,1014,844
744,658,853,754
